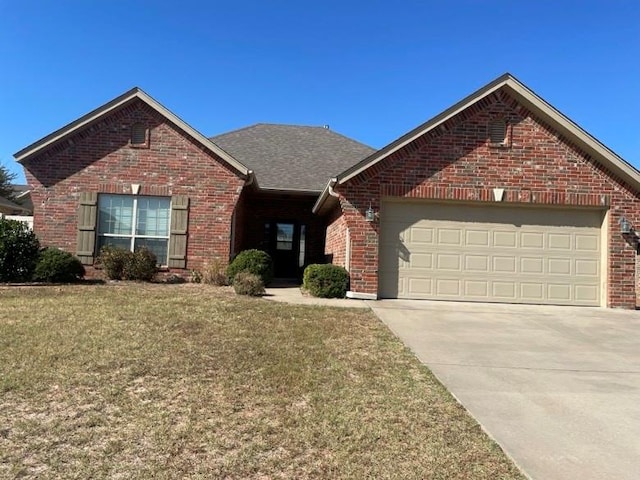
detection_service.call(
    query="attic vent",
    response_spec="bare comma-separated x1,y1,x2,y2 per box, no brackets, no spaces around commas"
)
489,120,507,145
131,123,148,146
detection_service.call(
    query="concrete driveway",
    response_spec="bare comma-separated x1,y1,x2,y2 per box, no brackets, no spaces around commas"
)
369,300,640,480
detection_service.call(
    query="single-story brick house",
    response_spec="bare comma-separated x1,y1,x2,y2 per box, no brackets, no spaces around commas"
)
15,73,640,308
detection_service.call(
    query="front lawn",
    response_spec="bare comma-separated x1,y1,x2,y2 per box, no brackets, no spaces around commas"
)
0,284,523,479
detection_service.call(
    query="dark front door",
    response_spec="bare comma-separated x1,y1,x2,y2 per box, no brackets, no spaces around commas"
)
268,222,305,278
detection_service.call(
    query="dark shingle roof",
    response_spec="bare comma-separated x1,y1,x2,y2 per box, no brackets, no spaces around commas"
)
210,124,375,192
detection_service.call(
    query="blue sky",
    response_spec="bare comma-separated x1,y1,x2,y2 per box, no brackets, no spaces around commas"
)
1,1,638,184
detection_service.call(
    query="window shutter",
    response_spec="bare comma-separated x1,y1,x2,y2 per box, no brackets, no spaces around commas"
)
76,192,98,265
168,195,189,268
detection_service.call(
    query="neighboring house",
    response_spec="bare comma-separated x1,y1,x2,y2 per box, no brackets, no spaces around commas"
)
13,73,640,308
11,184,34,214
0,194,32,229
0,195,30,215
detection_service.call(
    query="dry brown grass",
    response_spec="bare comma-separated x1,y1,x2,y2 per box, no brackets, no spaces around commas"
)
0,283,524,479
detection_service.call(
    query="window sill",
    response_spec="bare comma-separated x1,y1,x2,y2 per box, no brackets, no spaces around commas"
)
488,142,510,149
129,143,149,149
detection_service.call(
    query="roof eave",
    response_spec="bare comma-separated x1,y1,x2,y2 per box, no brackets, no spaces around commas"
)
312,178,338,215
14,88,250,178
331,73,640,194
335,73,513,185
501,78,640,192
257,186,322,196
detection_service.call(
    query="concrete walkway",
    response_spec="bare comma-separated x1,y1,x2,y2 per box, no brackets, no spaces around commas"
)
370,299,640,480
263,285,369,309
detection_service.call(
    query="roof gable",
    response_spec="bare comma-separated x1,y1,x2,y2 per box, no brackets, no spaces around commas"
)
314,73,640,213
14,88,250,178
211,124,375,192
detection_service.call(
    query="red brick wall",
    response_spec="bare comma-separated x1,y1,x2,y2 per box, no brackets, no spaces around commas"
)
325,205,348,267
22,99,246,275
335,90,640,308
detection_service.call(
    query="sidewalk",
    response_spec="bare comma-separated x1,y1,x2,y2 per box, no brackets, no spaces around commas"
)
263,284,370,309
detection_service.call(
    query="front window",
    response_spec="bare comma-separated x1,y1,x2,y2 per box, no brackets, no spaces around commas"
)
97,194,170,264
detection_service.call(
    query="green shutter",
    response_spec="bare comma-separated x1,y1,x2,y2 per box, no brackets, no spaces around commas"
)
77,192,98,265
168,195,189,268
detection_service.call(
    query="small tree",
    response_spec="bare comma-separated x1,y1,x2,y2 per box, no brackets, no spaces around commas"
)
0,218,40,282
0,162,17,202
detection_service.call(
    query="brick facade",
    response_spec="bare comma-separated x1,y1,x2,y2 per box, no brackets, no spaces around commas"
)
325,206,349,267
23,99,246,275
332,90,640,308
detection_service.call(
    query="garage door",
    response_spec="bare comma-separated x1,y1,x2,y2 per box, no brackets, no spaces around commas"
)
379,201,604,306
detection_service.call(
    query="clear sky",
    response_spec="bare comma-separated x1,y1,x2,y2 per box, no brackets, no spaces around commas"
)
1,1,638,184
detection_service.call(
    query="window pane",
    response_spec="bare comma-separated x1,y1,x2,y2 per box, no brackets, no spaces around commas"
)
97,235,131,254
298,225,306,268
276,223,294,251
136,197,170,236
98,195,134,235
134,238,168,264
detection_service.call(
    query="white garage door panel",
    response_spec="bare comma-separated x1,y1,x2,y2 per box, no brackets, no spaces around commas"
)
379,202,603,306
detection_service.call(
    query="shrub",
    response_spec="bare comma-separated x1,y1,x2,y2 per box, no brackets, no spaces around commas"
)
303,264,349,298
98,246,158,281
227,249,273,286
124,247,158,282
190,270,202,283
98,245,129,280
33,247,85,283
0,218,40,282
232,271,265,296
201,258,228,285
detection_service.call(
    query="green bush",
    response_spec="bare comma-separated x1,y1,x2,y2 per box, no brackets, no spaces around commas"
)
98,246,158,281
227,249,273,286
33,247,85,283
303,264,350,298
232,271,265,296
0,218,40,282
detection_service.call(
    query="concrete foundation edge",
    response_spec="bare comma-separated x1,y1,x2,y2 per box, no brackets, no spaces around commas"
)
346,291,377,300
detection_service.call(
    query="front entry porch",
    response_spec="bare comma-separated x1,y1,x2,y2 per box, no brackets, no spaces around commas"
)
234,190,327,280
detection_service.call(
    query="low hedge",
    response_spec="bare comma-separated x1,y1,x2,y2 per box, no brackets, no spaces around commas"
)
98,246,158,281
233,271,265,296
303,264,349,298
33,248,85,283
0,218,40,282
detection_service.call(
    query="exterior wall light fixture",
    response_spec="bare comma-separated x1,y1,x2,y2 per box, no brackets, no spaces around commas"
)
365,202,376,222
619,217,633,234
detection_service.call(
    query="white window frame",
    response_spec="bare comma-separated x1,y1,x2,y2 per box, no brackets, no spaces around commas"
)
97,194,170,265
